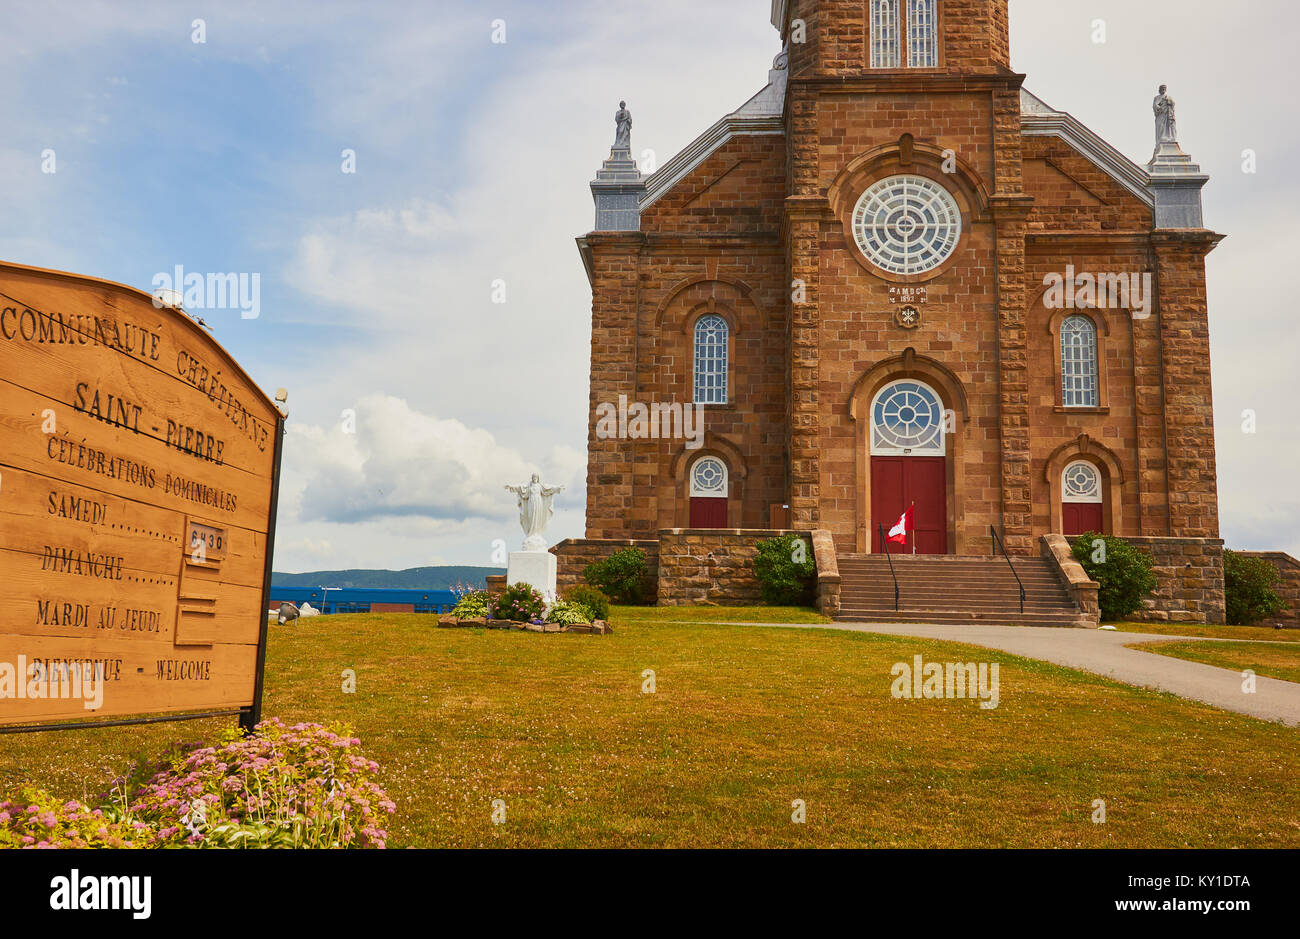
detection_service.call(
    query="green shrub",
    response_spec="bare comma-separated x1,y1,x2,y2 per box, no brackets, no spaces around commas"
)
1224,550,1286,626
1070,533,1158,622
491,583,545,622
565,584,611,621
545,601,591,626
451,590,491,619
753,533,816,606
584,548,649,605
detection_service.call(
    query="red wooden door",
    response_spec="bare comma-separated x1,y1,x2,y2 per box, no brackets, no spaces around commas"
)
690,497,728,529
871,456,948,554
1062,502,1104,536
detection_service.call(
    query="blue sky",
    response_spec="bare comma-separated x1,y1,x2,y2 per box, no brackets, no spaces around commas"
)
3,0,1296,571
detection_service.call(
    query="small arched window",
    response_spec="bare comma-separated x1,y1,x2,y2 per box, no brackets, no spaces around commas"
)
1061,315,1099,408
690,457,728,498
870,379,946,455
693,314,729,405
1062,461,1103,504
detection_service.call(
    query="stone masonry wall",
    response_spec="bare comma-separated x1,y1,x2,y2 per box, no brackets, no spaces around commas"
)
551,538,659,600
657,530,810,607
1235,552,1300,628
1124,537,1225,625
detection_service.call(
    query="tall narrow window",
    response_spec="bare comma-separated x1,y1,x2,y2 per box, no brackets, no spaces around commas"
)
907,0,937,67
693,314,729,404
1061,315,1099,408
869,0,901,68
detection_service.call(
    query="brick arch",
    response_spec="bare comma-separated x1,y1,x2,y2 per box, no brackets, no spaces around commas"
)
669,433,748,481
1044,434,1125,536
848,347,970,423
652,277,757,331
847,348,969,554
1031,277,1126,328
827,138,992,222
682,296,740,336
669,434,748,528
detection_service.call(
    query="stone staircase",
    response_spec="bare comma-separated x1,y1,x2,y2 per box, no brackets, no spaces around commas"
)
836,554,1090,627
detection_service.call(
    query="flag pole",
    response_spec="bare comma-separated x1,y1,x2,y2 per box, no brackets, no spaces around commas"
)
911,501,916,555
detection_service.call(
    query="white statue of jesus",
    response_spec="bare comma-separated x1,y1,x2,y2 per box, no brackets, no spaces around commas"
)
505,474,564,552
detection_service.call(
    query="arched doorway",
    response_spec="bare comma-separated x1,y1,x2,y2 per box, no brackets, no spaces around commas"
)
869,379,948,554
1061,460,1104,536
688,456,729,528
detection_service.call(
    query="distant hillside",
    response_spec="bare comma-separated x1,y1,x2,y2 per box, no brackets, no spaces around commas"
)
271,566,504,590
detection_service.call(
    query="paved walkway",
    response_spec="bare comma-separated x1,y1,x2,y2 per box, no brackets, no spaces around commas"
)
776,622,1300,726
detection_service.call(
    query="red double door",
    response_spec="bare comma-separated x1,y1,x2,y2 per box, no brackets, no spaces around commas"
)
1062,502,1104,536
689,497,728,528
871,456,948,554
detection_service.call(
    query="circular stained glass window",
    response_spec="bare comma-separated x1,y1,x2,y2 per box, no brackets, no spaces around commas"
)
852,174,962,276
690,457,728,497
1063,461,1102,503
870,380,945,455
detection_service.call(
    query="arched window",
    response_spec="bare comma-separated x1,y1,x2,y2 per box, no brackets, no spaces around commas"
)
907,0,938,67
1060,315,1099,408
690,457,728,497
870,380,946,455
693,314,729,405
869,0,901,68
1062,461,1102,503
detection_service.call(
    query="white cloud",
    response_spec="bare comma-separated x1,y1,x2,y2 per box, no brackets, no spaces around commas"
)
273,394,584,570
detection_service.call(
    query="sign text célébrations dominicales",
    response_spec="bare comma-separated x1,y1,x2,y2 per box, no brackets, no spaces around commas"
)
0,261,281,727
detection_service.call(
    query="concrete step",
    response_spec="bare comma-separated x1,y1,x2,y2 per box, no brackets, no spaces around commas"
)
834,608,1088,628
834,552,1084,626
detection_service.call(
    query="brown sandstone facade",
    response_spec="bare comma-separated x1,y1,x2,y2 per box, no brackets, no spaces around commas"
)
572,1,1225,618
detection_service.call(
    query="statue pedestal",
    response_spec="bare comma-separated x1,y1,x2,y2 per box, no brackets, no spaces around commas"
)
508,550,557,604
1147,142,1208,230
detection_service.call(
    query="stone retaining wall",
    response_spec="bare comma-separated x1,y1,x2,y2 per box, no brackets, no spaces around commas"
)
1234,552,1300,628
1124,537,1226,624
657,530,809,606
550,538,659,600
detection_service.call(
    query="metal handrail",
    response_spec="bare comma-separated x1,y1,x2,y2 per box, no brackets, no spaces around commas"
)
878,524,900,612
990,525,1026,614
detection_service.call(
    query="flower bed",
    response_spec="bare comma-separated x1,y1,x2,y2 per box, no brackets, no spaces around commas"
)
435,614,611,635
0,719,394,849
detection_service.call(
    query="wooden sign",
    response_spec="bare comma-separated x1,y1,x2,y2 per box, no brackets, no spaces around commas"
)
0,261,283,730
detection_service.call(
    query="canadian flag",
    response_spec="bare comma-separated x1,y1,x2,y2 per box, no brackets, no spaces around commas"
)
888,505,914,545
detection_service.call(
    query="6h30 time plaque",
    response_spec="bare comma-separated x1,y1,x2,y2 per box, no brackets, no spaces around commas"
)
0,260,283,730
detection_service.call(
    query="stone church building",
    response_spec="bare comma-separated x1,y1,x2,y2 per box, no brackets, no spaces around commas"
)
561,0,1227,622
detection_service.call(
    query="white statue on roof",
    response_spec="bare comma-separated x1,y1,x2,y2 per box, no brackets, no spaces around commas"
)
614,101,632,150
1153,85,1178,146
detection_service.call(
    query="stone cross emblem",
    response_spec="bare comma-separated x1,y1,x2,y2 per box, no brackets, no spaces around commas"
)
505,474,565,552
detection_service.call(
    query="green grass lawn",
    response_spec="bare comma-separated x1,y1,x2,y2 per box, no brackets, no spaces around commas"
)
1131,640,1300,685
611,604,830,625
1108,622,1300,642
2,611,1297,848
